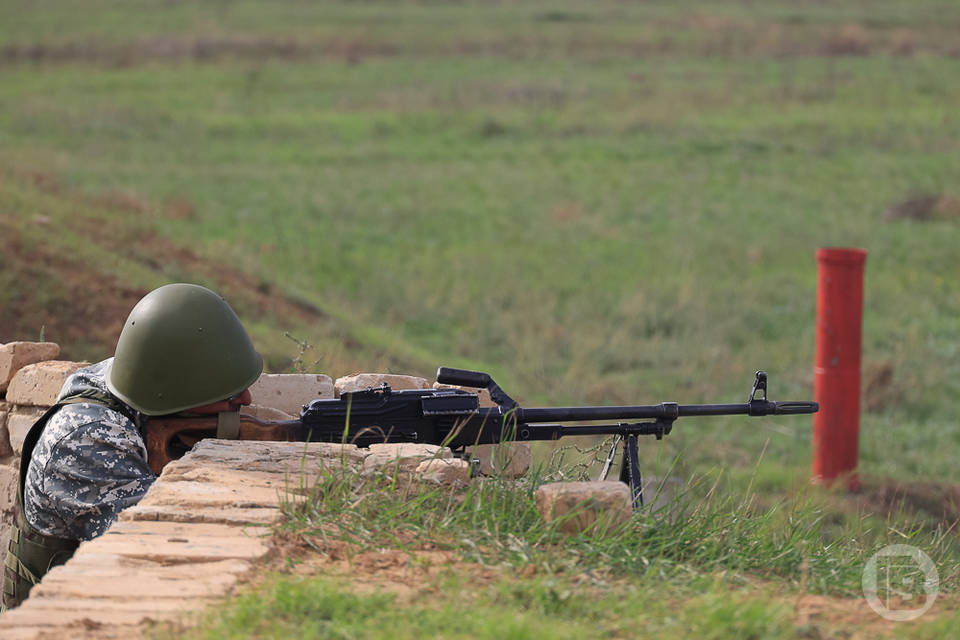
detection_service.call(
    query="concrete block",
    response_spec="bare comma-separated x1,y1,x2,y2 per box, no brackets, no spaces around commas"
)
415,458,470,486
8,407,46,456
335,373,429,396
6,360,90,407
535,481,632,535
0,342,60,393
248,373,334,417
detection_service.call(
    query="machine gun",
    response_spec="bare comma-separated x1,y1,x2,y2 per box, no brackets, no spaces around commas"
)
143,367,817,507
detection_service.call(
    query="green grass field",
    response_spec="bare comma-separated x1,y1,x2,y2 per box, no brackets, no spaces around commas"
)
2,1,960,636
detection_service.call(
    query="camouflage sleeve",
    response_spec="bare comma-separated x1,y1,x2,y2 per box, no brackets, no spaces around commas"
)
24,404,156,541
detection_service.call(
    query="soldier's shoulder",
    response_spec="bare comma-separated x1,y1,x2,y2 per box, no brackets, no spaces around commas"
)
43,403,136,442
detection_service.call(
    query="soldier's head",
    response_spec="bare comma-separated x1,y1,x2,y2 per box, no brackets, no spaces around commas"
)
106,283,263,415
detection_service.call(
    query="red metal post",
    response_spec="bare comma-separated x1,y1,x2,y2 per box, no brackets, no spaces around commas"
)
812,247,867,489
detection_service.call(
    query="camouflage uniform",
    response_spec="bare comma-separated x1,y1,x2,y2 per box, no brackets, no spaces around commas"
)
24,358,156,541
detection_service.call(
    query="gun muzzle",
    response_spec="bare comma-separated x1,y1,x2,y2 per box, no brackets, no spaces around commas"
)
773,401,819,415
749,400,819,416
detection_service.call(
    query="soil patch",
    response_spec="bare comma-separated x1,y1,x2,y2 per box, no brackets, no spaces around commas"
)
238,528,503,609
863,360,899,413
857,479,960,528
0,35,400,68
2,21,956,70
885,194,960,222
792,592,955,638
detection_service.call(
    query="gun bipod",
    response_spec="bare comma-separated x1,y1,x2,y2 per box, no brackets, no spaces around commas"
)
597,416,677,509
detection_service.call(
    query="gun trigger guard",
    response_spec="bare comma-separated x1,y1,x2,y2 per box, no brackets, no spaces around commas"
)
749,371,768,403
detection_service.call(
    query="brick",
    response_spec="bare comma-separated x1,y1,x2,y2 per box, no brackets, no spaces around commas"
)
7,407,46,456
32,554,250,600
6,360,90,407
0,594,217,628
362,443,451,477
249,373,334,416
367,442,451,458
335,373,429,396
165,439,366,475
118,503,282,526
73,520,271,563
0,342,60,393
136,468,294,512
535,481,632,535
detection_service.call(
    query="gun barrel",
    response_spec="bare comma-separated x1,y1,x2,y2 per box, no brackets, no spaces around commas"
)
515,400,817,423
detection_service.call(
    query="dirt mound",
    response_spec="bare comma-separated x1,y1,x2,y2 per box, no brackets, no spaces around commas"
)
0,170,333,363
0,221,146,361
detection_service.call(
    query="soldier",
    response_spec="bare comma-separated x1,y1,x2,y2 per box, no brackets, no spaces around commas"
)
2,283,263,610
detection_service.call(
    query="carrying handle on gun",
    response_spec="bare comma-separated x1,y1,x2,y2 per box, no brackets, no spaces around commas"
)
437,367,492,389
436,366,518,411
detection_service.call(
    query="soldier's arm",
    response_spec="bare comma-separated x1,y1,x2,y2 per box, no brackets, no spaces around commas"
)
25,407,155,541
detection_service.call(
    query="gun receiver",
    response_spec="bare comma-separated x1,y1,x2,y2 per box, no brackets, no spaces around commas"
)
143,368,817,508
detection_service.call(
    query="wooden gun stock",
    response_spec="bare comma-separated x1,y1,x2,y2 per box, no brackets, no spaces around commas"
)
143,414,302,475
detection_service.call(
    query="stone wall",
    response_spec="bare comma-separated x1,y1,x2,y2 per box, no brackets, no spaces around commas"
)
0,341,532,557
0,439,473,638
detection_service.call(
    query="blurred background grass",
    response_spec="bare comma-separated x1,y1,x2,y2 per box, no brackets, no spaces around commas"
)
1,0,958,487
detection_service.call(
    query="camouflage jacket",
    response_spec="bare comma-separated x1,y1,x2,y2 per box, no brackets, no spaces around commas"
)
23,358,156,541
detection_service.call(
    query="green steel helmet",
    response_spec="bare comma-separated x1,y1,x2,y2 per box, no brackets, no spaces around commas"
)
107,283,263,416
